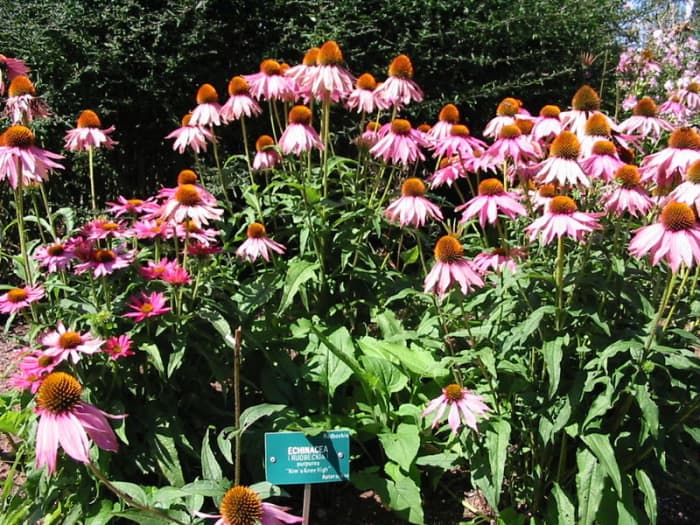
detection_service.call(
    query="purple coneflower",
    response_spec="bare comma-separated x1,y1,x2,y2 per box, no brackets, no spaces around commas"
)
629,201,700,272
531,105,563,144
427,103,460,141
220,76,262,123
123,291,171,322
345,73,387,113
424,235,484,298
560,85,617,139
196,485,302,525
252,135,281,171
34,241,74,273
0,284,45,314
0,125,64,189
384,177,443,228
603,165,654,217
422,383,491,433
618,97,674,141
189,84,222,127
666,159,700,214
306,40,355,102
165,113,215,154
640,127,700,188
432,124,486,159
73,244,135,278
526,196,602,245
235,222,286,262
103,335,135,360
482,97,526,139
479,124,541,170
34,372,123,475
456,178,527,227
374,54,423,110
370,119,427,166
40,322,104,364
534,131,590,188
278,105,324,155
64,109,117,151
579,140,625,182
244,59,296,102
160,183,224,228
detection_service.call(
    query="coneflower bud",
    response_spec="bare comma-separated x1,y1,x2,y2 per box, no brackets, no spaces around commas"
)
177,169,198,185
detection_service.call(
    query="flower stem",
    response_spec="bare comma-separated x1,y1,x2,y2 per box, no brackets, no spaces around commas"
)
86,462,187,525
643,271,677,356
211,130,233,211
232,327,242,486
555,236,565,331
13,172,34,289
88,146,97,214
662,265,690,331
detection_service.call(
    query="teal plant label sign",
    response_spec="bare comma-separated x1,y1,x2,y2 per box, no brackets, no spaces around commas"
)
264,431,350,485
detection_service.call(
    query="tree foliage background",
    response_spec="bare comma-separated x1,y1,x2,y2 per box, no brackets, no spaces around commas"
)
0,0,670,199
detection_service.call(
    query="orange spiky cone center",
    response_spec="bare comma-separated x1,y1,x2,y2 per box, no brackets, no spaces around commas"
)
496,97,520,117
58,331,82,349
219,486,263,525
366,121,380,133
438,104,460,123
196,84,219,104
391,119,412,135
515,119,534,135
4,125,35,148
228,76,250,96
540,105,561,118
7,288,28,303
139,303,154,314
181,113,193,127
255,135,275,151
94,249,116,263
584,113,611,136
317,41,343,65
47,244,65,256
660,202,695,231
633,97,658,117
591,140,616,156
443,384,465,402
434,236,463,263
418,123,431,133
261,59,282,76
550,131,580,159
8,75,36,97
549,195,577,214
37,372,82,414
77,109,102,128
246,222,267,238
538,183,557,198
615,164,641,187
668,127,700,150
174,184,202,206
288,105,312,125
450,124,470,137
479,178,505,196
686,159,700,183
302,48,320,66
401,177,426,197
356,73,377,90
687,82,699,94
177,169,198,185
127,198,143,206
499,124,521,139
388,55,413,79
571,85,600,111
38,355,55,367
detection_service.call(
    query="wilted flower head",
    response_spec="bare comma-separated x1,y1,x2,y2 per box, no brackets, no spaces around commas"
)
3,75,50,123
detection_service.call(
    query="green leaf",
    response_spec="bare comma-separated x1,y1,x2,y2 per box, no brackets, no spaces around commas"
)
360,355,408,395
201,427,222,480
505,305,554,346
635,469,657,525
358,336,447,378
313,326,355,396
140,343,165,376
551,483,575,525
473,419,511,510
415,452,459,469
378,423,420,472
238,403,287,434
180,479,230,497
576,448,604,525
386,475,425,525
153,429,185,486
634,384,659,438
166,342,186,378
542,335,567,398
110,482,148,505
582,434,622,497
277,259,319,314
